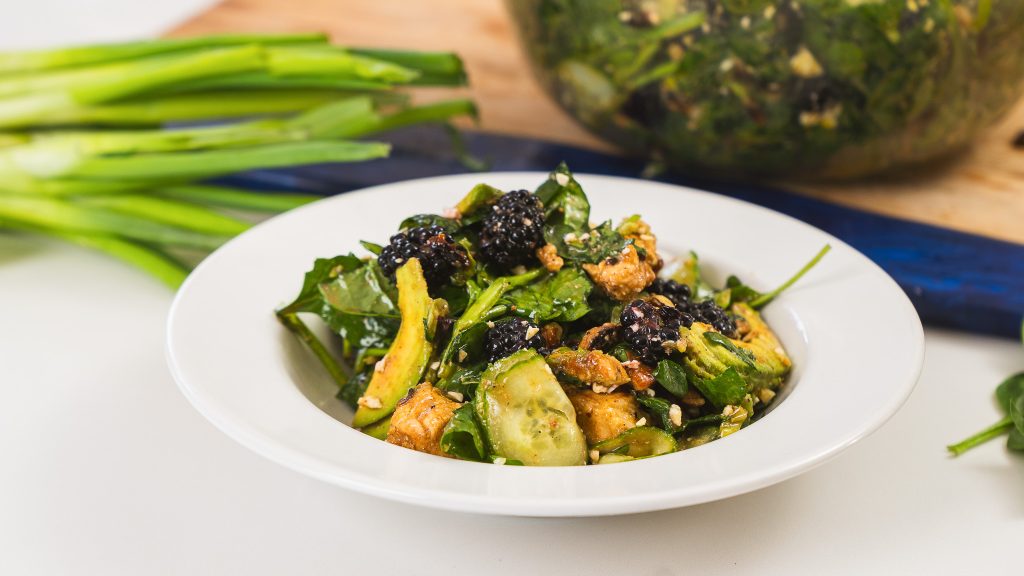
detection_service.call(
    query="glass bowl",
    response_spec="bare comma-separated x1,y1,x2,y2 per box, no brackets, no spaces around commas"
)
507,0,1024,179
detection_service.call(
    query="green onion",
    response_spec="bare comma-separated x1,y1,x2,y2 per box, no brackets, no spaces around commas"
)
156,185,320,213
0,195,231,249
0,33,327,75
0,34,474,287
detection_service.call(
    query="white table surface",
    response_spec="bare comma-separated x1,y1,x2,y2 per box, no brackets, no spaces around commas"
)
2,4,1023,574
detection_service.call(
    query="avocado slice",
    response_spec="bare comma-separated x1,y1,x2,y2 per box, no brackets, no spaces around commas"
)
352,258,434,430
474,349,587,466
677,302,791,393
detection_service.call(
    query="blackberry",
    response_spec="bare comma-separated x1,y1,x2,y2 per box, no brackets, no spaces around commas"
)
484,318,544,362
478,190,545,269
689,299,738,338
378,225,469,289
620,299,693,365
649,278,692,308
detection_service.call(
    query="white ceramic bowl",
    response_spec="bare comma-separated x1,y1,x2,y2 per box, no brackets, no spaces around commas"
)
166,172,923,517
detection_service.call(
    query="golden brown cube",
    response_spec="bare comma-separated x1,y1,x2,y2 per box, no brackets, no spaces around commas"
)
385,383,460,456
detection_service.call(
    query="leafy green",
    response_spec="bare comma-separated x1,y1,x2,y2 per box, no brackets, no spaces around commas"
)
503,267,593,322
534,162,590,231
635,395,683,434
654,359,688,397
440,405,488,461
508,1,1024,178
947,372,1024,456
436,363,484,398
544,221,630,264
278,254,399,350
691,368,748,410
398,214,461,234
703,332,757,369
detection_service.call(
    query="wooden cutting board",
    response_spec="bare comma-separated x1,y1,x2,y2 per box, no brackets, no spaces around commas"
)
171,0,1024,244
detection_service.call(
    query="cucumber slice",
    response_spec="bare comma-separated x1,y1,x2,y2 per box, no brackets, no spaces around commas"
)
474,349,587,466
593,426,677,458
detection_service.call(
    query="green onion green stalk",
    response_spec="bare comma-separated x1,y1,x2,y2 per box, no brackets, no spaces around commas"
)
0,34,476,288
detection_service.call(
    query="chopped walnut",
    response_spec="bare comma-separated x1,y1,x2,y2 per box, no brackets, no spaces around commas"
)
536,243,564,272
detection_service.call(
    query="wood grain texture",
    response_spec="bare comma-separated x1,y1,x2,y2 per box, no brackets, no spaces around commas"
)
171,0,1024,244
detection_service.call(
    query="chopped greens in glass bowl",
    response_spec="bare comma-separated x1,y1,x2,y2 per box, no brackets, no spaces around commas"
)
507,0,1024,179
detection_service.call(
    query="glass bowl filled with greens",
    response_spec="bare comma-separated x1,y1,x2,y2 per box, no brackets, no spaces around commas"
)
277,164,828,465
507,0,1024,179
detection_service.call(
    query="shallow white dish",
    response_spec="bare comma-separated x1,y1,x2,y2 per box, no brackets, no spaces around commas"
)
167,172,923,517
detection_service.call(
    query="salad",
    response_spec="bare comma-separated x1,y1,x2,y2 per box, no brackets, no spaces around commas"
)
277,165,828,465
508,0,1024,178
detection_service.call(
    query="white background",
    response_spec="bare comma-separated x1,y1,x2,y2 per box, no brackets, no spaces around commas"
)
1,2,1022,574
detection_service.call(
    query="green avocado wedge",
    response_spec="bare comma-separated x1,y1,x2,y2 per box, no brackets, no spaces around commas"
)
474,349,587,466
352,258,434,430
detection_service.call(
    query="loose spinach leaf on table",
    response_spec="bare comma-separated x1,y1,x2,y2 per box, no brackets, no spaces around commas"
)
440,404,488,461
691,367,747,410
947,372,1024,456
503,267,593,322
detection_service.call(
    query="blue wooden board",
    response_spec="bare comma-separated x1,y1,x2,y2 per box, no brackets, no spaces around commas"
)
221,126,1024,340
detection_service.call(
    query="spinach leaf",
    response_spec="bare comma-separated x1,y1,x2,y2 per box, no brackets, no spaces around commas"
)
654,359,688,397
398,214,461,234
436,363,485,398
317,259,400,349
995,373,1024,413
669,251,714,298
338,369,372,409
544,221,630,264
534,162,590,231
724,275,762,305
947,372,1024,456
360,240,384,256
691,367,748,410
503,267,593,322
635,395,683,434
278,254,399,350
703,332,757,368
440,405,488,461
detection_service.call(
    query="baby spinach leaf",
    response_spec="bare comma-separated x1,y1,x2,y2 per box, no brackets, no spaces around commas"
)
398,214,461,234
503,267,593,322
703,332,757,368
635,395,683,434
360,240,384,256
440,405,488,462
436,363,485,398
947,372,1024,456
724,275,763,305
534,162,590,231
691,368,747,410
317,260,400,349
338,369,372,410
654,359,688,397
995,373,1024,413
544,221,630,264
